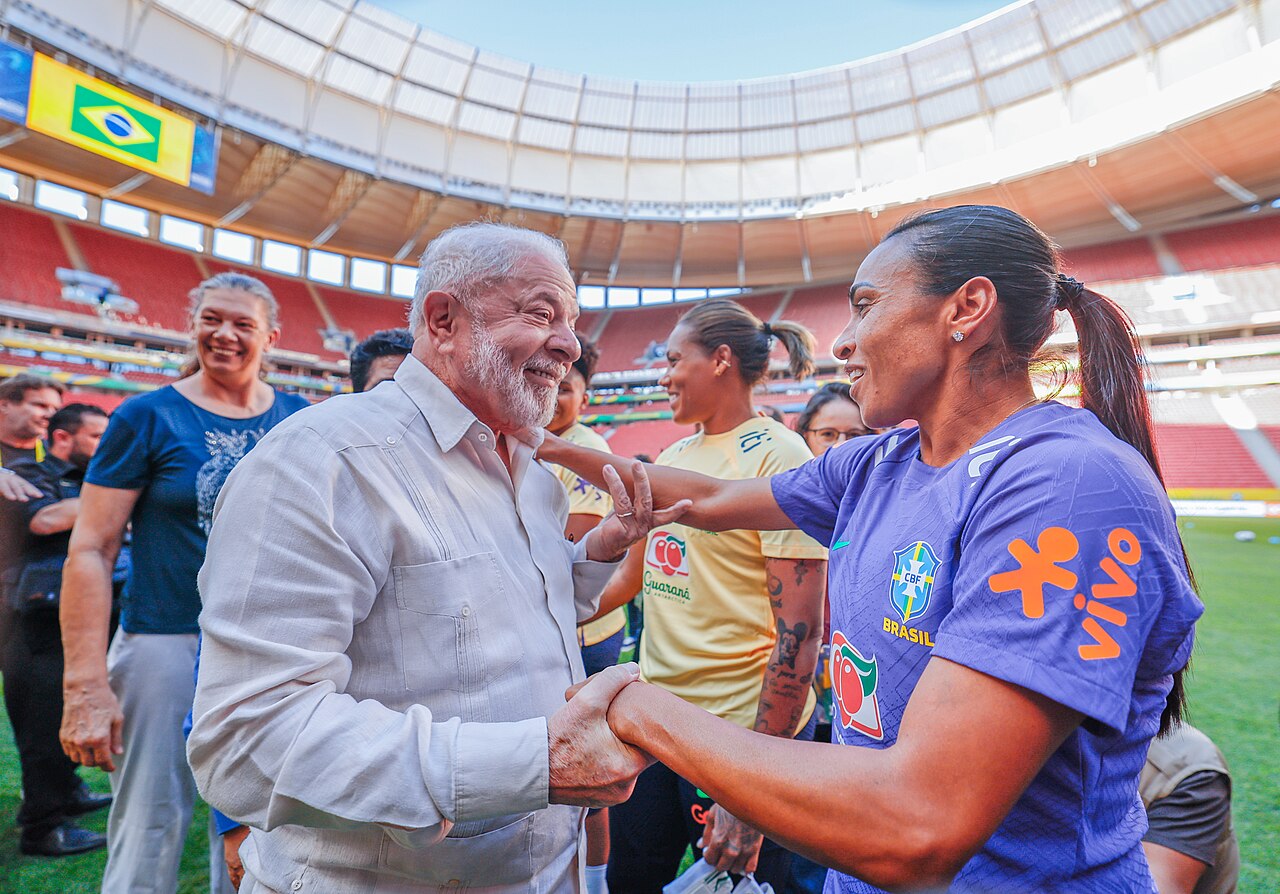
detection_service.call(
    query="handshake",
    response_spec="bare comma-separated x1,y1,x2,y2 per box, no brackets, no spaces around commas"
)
546,663,653,808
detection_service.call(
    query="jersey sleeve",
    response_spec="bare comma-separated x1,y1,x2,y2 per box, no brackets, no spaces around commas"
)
1143,770,1232,865
934,440,1200,734
84,400,151,490
755,432,828,560
770,432,883,547
10,459,61,523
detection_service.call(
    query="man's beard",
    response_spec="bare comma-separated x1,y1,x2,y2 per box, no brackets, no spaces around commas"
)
464,322,563,430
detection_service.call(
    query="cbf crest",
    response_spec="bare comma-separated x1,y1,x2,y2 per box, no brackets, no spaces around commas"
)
890,540,940,623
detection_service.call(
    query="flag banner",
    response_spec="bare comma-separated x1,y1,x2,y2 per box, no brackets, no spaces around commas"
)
26,53,196,186
189,121,219,195
0,40,33,125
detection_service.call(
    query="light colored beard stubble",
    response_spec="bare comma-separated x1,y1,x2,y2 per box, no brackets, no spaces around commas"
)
464,321,560,430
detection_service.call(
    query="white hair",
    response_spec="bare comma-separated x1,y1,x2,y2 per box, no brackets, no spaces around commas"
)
410,222,570,334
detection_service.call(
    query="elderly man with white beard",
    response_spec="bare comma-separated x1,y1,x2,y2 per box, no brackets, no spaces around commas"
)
188,222,689,893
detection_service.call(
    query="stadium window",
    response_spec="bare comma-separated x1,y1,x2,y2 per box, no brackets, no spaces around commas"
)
675,288,707,302
607,287,640,308
34,180,88,220
262,240,302,276
212,228,255,264
707,287,743,298
100,200,149,237
641,288,674,305
0,167,19,201
350,257,388,293
390,264,417,298
159,215,204,252
307,249,346,286
578,286,606,310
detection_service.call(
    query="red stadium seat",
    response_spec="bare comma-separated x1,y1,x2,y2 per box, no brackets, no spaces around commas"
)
601,419,693,458
1153,424,1273,489
0,203,74,311
1061,238,1163,283
69,223,204,332
317,287,410,341
1165,216,1280,273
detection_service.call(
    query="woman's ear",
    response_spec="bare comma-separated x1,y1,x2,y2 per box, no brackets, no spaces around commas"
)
946,276,1000,344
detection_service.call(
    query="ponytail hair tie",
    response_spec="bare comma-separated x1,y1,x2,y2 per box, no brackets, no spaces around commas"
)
1056,274,1085,310
761,322,774,339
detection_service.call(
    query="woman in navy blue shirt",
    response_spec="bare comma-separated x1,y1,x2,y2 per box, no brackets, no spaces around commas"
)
543,206,1201,893
58,272,308,894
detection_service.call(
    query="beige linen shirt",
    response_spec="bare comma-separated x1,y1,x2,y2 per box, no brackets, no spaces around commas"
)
189,355,617,894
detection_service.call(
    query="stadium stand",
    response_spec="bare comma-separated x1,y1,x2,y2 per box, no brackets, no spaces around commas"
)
1153,424,1274,489
70,223,203,332
1165,215,1280,273
316,287,409,338
0,202,73,311
1060,237,1164,283
601,419,692,458
774,284,851,361
595,303,685,372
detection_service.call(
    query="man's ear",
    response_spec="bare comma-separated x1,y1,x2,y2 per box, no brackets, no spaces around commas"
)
422,290,463,354
51,428,73,451
578,389,591,415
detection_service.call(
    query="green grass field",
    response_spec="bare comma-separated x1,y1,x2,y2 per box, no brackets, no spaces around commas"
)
1,516,1276,892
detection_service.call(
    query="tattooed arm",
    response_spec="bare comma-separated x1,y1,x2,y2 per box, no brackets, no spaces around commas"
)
702,555,827,874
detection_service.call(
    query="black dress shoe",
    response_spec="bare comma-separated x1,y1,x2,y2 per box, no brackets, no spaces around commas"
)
19,822,107,857
63,787,113,817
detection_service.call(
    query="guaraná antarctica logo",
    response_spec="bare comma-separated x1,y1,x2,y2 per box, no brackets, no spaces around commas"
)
829,630,883,741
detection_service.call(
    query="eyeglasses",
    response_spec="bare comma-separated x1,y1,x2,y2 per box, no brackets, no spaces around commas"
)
803,427,866,445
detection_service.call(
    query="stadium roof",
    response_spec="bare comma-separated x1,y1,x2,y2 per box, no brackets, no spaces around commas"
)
2,0,1279,287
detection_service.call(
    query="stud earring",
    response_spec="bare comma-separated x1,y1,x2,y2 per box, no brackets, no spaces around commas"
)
952,331,965,342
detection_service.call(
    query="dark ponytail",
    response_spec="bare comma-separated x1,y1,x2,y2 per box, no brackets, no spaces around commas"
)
888,205,1190,733
679,298,816,384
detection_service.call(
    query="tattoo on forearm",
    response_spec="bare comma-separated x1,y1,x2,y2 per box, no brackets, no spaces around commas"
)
794,561,814,586
775,618,808,669
767,574,783,597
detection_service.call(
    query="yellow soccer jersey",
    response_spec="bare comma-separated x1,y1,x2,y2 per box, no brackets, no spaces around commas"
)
640,416,825,730
549,422,626,646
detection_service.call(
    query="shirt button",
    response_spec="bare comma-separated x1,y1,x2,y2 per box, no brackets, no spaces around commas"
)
461,605,471,618
290,881,303,891
478,433,488,442
385,436,396,445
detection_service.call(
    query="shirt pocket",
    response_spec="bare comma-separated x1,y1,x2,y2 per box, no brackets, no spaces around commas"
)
378,812,534,886
393,552,526,694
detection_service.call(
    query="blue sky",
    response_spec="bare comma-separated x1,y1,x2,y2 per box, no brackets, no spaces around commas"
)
368,1,1016,81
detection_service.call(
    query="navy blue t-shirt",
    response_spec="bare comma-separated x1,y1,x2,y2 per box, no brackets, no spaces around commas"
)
771,401,1202,893
86,385,308,634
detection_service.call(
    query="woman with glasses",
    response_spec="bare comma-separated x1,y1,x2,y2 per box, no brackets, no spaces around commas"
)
795,382,875,456
558,298,828,892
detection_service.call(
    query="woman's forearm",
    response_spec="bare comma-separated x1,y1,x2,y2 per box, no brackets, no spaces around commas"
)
60,546,119,686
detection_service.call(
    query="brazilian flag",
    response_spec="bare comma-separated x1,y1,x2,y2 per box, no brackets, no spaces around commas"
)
70,84,163,164
27,53,196,186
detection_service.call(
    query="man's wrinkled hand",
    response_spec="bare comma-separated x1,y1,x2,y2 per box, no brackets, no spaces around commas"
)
701,804,765,876
60,681,124,771
584,462,691,563
549,663,652,807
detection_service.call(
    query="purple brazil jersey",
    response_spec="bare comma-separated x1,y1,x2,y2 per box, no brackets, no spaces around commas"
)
771,401,1202,894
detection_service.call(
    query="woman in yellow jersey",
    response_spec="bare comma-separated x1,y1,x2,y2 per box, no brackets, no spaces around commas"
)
580,298,828,893
543,334,622,894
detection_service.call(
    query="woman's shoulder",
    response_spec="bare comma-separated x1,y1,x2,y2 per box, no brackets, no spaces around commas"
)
982,403,1171,513
271,389,312,415
108,384,182,425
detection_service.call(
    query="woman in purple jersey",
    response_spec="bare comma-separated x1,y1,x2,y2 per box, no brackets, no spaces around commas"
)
542,205,1201,893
